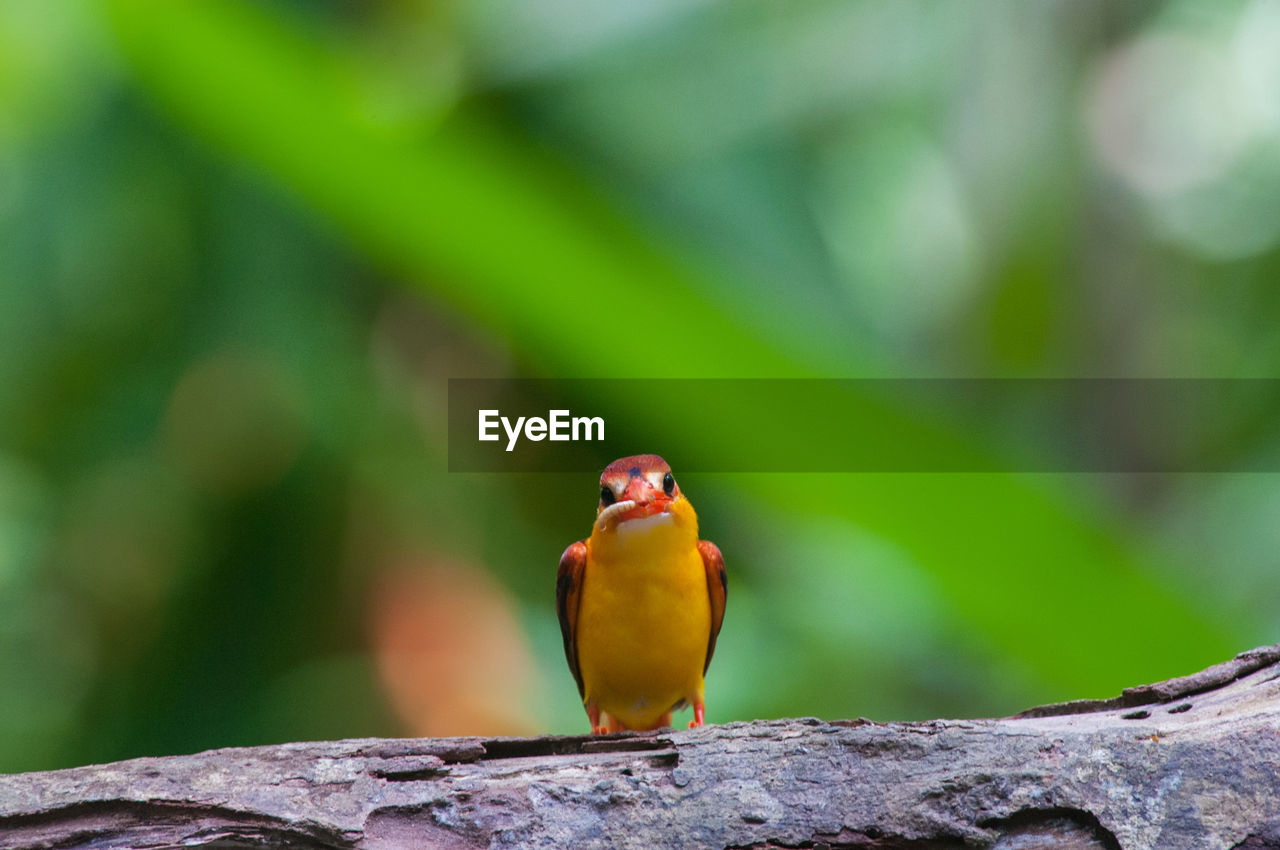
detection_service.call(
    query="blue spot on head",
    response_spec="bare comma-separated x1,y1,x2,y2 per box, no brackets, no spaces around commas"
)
628,467,642,478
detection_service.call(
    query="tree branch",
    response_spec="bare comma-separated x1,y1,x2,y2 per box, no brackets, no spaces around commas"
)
4,645,1280,849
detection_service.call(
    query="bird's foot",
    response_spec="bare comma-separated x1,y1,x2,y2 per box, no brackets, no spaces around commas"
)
688,701,705,729
587,704,607,735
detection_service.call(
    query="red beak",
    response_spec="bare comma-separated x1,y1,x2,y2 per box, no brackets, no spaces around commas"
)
623,477,653,504
618,477,673,522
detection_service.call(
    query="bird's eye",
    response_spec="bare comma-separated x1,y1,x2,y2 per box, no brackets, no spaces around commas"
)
600,485,616,506
662,472,676,496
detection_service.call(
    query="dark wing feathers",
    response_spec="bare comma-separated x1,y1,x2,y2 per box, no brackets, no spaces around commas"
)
556,541,588,699
697,539,727,675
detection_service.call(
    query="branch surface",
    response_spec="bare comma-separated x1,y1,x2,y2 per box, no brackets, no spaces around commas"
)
3,645,1280,850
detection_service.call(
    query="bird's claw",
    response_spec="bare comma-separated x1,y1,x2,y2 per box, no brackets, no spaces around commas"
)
587,704,606,735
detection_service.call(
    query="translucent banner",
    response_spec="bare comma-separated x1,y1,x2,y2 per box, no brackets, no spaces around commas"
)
448,379,1280,472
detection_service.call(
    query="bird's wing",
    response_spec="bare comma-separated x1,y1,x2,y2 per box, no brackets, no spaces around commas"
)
697,539,727,675
556,541,588,699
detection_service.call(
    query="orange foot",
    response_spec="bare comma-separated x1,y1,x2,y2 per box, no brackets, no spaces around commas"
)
587,704,608,735
688,701,705,729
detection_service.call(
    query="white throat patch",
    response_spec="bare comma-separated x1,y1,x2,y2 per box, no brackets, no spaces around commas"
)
615,511,675,538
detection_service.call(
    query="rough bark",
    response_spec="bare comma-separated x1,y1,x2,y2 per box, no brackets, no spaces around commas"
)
3,645,1280,850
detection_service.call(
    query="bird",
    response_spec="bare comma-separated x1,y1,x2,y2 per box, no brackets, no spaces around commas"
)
556,454,726,734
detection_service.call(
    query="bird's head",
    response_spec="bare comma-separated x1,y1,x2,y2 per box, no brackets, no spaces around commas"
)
594,454,693,533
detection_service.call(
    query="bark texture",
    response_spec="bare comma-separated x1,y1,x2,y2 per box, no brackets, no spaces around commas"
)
3,645,1280,850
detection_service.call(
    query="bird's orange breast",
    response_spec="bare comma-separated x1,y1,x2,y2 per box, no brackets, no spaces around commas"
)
576,505,710,730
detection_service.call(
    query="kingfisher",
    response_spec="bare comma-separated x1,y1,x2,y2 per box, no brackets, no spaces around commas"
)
556,454,726,733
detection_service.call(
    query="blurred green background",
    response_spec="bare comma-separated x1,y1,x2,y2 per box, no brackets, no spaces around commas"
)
3,0,1280,773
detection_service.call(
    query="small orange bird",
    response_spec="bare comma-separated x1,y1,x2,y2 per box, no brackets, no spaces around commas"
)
556,454,726,733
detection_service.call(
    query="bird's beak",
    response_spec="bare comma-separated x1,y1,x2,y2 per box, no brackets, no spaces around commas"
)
623,477,655,506
596,478,674,530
